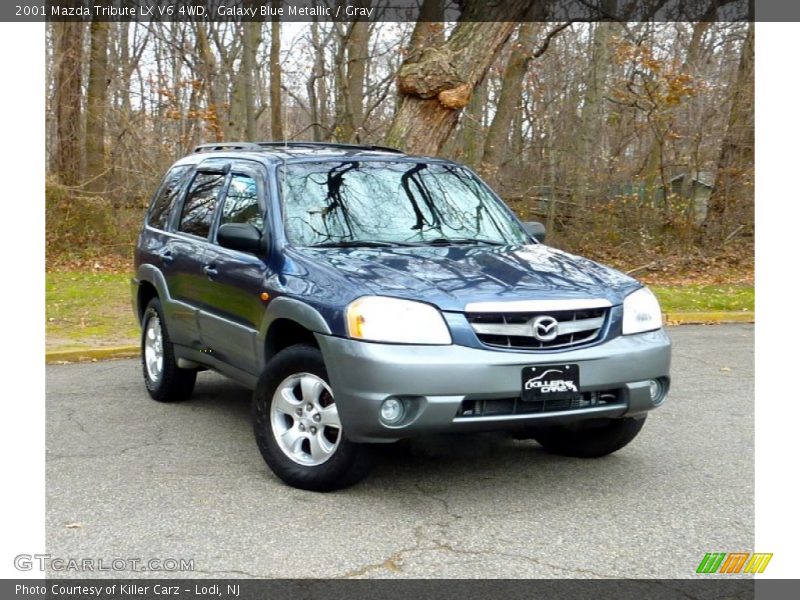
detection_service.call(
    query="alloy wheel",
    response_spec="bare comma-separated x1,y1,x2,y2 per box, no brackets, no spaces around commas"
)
270,373,342,466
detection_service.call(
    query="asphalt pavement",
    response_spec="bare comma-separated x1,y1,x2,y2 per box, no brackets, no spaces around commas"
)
45,324,754,579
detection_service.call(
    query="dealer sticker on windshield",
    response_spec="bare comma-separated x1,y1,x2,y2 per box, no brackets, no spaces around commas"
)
521,364,580,402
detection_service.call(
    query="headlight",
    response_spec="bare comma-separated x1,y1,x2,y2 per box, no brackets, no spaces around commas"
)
346,296,452,344
622,287,663,335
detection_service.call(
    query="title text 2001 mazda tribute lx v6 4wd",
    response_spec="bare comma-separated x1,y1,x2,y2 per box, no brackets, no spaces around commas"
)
132,142,671,491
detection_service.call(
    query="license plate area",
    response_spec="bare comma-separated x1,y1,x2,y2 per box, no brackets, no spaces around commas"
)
521,364,580,402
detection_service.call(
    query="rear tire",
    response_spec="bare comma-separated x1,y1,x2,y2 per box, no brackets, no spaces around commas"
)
532,417,647,458
253,344,372,491
141,297,196,402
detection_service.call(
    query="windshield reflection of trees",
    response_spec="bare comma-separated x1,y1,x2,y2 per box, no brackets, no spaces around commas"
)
283,161,524,246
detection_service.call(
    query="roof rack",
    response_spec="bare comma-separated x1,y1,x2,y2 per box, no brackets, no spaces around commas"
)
255,141,404,154
192,142,263,153
192,140,406,156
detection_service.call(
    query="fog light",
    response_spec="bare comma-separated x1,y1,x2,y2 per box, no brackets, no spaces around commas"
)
649,379,664,404
380,398,405,425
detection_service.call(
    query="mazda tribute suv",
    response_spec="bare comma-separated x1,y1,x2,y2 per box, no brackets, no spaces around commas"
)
132,142,671,491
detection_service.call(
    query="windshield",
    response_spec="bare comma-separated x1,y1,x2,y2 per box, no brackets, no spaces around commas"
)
279,160,529,247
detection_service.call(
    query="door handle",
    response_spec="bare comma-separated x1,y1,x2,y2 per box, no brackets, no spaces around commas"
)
203,264,218,278
158,249,174,263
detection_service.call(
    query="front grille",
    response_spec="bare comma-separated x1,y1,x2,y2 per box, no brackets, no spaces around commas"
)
457,391,622,417
467,307,608,350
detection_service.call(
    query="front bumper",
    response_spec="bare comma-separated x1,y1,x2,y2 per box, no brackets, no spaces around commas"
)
317,329,672,442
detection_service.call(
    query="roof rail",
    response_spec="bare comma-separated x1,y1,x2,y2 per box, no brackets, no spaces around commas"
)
192,141,406,155
255,141,404,154
193,142,263,153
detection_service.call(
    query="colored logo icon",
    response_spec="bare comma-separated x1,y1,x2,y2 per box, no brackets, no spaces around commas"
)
696,552,773,574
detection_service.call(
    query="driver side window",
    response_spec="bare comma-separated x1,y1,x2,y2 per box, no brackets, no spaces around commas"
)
220,174,263,231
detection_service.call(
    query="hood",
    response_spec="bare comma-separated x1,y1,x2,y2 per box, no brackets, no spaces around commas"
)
284,243,640,312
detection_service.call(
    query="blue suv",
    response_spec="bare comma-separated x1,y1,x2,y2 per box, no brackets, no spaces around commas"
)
132,142,671,491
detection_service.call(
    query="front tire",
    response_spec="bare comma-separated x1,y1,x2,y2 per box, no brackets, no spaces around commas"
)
532,416,647,458
141,298,196,402
253,345,372,491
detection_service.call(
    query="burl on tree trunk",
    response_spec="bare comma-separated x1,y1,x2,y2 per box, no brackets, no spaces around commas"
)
385,1,536,155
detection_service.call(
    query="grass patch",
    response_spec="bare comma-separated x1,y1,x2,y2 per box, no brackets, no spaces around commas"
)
650,284,754,313
45,271,754,353
46,271,138,351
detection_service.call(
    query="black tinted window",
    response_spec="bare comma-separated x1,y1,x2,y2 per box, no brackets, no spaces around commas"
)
220,175,263,230
148,165,191,230
178,172,226,238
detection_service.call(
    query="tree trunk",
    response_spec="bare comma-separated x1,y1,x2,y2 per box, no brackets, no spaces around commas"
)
228,33,246,138
307,17,326,141
679,20,712,200
333,14,370,143
479,22,540,186
270,2,284,141
85,20,109,193
408,0,444,55
510,108,524,166
704,22,754,242
196,24,224,142
53,22,83,186
242,21,261,139
571,16,615,206
344,18,369,142
445,79,486,165
642,132,665,208
384,0,535,155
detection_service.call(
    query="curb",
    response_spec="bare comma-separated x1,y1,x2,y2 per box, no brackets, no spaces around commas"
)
664,311,754,325
46,345,139,364
45,312,754,364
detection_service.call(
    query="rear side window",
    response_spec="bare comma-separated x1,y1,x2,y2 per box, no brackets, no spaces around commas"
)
220,174,263,230
178,172,226,238
147,165,191,230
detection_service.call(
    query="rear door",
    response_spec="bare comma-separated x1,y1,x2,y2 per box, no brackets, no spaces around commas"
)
165,167,229,349
139,164,192,321
197,163,271,375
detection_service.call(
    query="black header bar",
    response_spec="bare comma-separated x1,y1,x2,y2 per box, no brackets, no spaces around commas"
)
2,0,765,23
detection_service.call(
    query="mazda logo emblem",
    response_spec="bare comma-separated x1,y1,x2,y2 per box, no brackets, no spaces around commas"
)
531,316,559,341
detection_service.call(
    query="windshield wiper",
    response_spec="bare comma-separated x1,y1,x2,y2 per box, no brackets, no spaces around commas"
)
309,240,417,248
421,238,504,246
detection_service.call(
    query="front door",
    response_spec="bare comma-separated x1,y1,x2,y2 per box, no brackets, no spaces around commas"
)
197,167,271,375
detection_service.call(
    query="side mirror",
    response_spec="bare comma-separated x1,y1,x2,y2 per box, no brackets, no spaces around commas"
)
217,223,263,253
523,221,546,243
